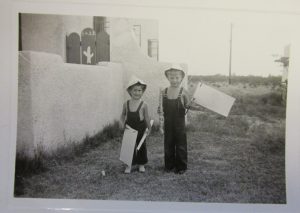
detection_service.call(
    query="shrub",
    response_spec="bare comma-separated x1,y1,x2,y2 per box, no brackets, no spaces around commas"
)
259,92,283,106
14,145,48,196
250,123,285,155
15,146,48,177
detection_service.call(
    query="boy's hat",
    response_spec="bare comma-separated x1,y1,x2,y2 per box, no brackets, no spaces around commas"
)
164,63,185,78
126,76,147,94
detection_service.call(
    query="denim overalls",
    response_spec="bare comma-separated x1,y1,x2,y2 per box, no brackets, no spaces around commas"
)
126,100,148,165
163,87,187,171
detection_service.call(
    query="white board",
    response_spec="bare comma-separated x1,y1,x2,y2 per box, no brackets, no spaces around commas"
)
119,125,138,166
192,83,235,117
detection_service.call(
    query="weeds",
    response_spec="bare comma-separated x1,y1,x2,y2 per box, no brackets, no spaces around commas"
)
189,75,282,87
14,120,123,195
14,145,48,196
193,112,249,137
250,123,285,155
230,92,285,121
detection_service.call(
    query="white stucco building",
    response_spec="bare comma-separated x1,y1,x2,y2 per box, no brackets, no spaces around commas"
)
18,13,187,157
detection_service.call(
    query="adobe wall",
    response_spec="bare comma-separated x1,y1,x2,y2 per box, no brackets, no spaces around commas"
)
18,51,123,157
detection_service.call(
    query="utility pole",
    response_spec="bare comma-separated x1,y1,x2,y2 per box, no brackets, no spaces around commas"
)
229,23,233,84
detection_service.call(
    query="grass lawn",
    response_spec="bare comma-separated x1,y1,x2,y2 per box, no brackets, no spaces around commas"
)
15,83,286,203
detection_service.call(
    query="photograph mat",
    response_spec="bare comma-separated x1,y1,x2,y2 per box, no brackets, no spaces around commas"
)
1,0,300,212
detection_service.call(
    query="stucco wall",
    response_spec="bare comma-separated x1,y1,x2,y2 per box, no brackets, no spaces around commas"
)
110,18,188,121
127,18,159,57
18,51,123,157
21,13,93,62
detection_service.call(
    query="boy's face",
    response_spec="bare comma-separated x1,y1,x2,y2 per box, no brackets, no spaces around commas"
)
166,70,183,87
129,85,144,100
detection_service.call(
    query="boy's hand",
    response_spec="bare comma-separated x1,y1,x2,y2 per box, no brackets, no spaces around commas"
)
145,128,151,136
196,104,202,110
119,121,126,130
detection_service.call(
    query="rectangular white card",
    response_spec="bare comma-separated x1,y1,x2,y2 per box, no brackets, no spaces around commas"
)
192,83,235,117
119,125,138,166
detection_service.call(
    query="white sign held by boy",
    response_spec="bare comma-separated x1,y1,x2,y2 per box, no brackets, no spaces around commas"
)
119,125,138,166
192,82,235,117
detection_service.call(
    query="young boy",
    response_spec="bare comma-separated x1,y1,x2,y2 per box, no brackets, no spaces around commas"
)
120,76,152,174
159,64,199,174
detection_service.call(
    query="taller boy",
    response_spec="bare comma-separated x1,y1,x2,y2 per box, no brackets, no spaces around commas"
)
159,64,191,174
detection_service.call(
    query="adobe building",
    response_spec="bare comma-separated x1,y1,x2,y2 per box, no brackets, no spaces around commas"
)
18,13,187,157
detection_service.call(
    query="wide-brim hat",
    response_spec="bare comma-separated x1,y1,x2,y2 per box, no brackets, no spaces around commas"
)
164,63,185,78
126,76,147,94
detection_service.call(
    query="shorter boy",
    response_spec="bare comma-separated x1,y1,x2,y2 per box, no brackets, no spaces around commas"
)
120,76,152,174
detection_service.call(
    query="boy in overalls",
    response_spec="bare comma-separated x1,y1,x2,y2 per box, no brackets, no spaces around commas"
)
120,76,152,174
159,64,199,174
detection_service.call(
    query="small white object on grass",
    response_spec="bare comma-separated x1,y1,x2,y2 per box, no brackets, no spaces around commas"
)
101,170,106,176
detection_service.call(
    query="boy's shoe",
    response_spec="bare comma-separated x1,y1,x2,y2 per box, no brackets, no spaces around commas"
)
139,165,146,173
124,166,131,174
175,169,186,175
164,167,175,173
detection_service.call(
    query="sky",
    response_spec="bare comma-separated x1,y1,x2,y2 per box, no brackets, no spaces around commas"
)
158,10,297,77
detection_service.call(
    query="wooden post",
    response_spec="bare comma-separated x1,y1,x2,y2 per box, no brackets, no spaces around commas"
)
229,23,233,85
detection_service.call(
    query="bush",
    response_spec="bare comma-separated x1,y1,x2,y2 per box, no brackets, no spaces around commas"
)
14,146,48,196
250,123,285,155
15,146,48,177
230,92,285,121
260,92,283,106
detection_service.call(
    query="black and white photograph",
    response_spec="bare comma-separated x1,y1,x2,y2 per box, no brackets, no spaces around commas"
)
15,11,290,203
1,0,300,213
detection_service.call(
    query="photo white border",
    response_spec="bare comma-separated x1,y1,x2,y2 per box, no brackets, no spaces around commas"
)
1,0,300,212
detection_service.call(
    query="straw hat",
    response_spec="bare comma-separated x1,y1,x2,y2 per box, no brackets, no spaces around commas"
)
126,76,147,94
164,63,185,78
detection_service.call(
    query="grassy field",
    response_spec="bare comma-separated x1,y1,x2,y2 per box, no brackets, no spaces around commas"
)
14,81,286,203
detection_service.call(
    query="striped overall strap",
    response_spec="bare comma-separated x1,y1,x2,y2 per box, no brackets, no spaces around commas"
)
164,88,168,98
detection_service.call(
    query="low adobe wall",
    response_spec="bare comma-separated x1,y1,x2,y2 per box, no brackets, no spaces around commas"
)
17,51,123,157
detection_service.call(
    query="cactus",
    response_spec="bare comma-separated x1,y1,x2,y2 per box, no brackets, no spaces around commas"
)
83,46,94,64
